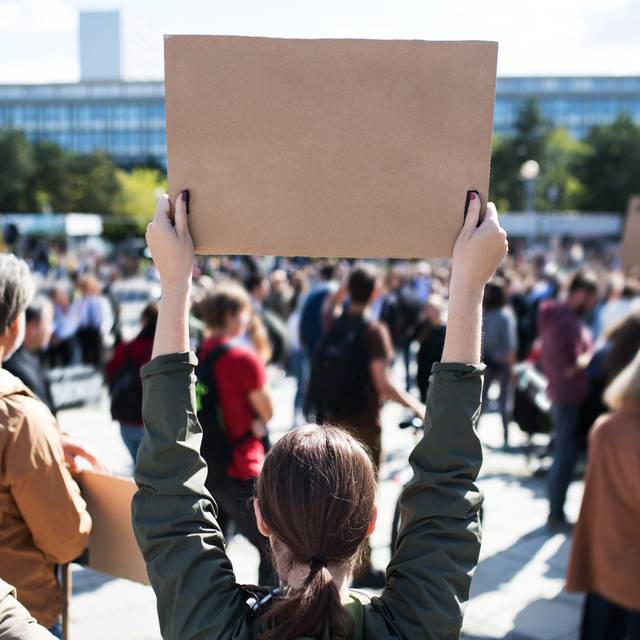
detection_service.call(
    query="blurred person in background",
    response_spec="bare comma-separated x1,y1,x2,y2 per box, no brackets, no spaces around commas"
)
264,268,293,320
538,271,598,530
0,254,93,637
106,303,159,462
602,310,640,385
309,263,426,588
299,262,337,360
414,294,447,404
566,350,640,640
4,297,56,416
246,273,288,366
285,271,310,425
47,286,82,367
246,313,273,365
481,277,518,448
77,275,113,367
597,275,640,338
388,267,423,391
504,269,537,361
193,281,275,585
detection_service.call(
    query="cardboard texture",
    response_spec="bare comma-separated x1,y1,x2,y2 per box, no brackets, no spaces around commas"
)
621,195,640,269
78,472,149,585
164,36,498,258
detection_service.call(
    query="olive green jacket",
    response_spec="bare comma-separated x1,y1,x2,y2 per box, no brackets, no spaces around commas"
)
132,352,484,639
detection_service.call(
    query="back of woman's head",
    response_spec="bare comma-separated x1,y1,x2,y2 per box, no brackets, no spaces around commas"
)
191,280,250,330
255,425,376,640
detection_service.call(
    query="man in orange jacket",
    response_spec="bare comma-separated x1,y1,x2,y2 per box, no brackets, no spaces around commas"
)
0,254,94,637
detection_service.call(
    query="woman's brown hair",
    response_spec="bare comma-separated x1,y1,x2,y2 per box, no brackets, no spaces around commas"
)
191,280,250,330
255,425,377,640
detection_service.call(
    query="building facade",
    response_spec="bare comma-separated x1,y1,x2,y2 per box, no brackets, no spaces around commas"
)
494,76,640,138
0,81,165,166
1,76,639,166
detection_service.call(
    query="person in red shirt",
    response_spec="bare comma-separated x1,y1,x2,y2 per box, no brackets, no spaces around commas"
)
106,303,158,461
194,281,275,584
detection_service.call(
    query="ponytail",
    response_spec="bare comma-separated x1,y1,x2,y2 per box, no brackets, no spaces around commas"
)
258,561,355,640
255,425,377,640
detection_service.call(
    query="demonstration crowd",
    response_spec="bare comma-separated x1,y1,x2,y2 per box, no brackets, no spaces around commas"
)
1,236,639,638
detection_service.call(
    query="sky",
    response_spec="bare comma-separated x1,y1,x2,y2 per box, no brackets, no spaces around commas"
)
0,0,639,83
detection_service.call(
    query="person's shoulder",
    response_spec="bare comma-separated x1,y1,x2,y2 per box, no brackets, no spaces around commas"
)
366,318,391,341
0,379,61,470
227,342,264,369
590,409,640,445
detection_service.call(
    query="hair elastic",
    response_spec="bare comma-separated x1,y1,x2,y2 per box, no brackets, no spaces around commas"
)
308,554,328,569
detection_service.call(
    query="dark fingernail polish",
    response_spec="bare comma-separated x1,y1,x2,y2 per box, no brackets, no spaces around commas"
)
464,190,473,216
469,191,477,200
181,189,190,214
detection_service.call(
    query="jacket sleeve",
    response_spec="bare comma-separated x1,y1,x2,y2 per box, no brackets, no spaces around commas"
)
7,400,92,564
0,580,55,639
370,362,484,639
132,352,252,640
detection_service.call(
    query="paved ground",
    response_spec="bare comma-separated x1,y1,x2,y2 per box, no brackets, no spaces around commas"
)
58,370,584,640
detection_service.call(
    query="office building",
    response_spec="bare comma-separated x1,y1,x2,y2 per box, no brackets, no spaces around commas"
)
1,25,639,169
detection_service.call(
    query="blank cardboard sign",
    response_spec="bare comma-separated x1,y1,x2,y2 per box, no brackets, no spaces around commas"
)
165,36,498,258
78,472,149,585
621,195,640,269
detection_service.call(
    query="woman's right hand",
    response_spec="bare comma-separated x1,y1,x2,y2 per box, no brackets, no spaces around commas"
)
451,193,508,292
146,191,194,293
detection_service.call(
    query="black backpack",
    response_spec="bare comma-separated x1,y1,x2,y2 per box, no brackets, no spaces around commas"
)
308,313,373,418
196,343,252,489
109,345,143,424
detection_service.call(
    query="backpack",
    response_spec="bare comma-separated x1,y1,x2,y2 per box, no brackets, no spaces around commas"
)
308,313,372,418
109,344,143,424
196,343,252,488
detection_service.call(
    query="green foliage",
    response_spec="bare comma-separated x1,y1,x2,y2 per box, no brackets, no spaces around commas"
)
66,152,122,213
489,102,640,213
115,167,167,229
575,114,640,213
0,131,36,211
0,133,167,219
489,99,551,210
537,128,589,211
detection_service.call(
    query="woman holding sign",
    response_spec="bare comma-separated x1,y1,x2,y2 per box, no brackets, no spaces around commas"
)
133,189,508,639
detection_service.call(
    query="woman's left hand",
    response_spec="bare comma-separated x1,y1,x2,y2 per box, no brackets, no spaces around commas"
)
145,191,194,292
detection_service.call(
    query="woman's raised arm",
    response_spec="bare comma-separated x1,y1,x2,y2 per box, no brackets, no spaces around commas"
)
133,193,254,640
372,192,508,639
146,191,193,358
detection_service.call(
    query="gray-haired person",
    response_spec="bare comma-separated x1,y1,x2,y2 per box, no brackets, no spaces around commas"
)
0,254,93,638
5,296,56,415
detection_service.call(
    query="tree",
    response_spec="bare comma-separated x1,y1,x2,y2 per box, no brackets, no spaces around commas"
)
490,99,551,211
115,167,167,229
576,114,640,213
28,141,72,212
66,151,121,213
537,128,588,211
0,131,36,212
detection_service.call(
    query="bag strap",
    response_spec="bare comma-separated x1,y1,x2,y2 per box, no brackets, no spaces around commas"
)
198,341,252,448
203,341,233,368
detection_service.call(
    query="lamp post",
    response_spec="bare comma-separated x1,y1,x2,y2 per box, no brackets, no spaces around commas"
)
519,159,541,241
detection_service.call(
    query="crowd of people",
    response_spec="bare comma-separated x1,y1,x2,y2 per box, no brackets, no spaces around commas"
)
1,205,639,637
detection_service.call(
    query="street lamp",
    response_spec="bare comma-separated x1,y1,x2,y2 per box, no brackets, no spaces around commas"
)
519,159,540,212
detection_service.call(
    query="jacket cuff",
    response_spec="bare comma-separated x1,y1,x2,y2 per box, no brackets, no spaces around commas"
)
431,362,485,376
140,352,198,379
